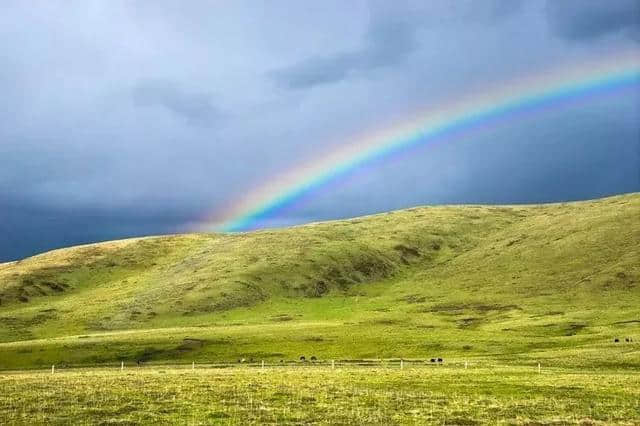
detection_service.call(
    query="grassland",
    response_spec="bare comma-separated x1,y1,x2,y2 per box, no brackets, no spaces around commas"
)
0,193,638,423
0,193,638,370
2,365,639,424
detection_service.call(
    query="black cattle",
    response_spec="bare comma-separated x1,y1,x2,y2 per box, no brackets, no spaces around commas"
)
310,356,317,361
430,358,436,363
614,338,620,343
437,358,443,363
300,356,306,361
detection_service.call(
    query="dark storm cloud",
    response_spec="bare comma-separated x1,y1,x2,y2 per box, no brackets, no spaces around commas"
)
546,0,640,41
288,95,640,225
0,197,197,262
132,80,220,126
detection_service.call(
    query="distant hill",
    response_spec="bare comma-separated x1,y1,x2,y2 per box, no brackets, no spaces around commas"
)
0,193,638,369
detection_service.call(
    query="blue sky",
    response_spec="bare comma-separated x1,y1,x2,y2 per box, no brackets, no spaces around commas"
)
0,0,638,261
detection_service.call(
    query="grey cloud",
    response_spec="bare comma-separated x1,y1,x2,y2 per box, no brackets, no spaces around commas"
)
444,0,525,23
362,17,418,67
270,53,358,89
271,13,419,90
270,0,525,90
546,0,640,41
132,80,220,126
487,0,524,20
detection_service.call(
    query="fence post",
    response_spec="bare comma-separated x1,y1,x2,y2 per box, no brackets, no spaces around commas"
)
465,361,468,370
400,359,404,370
51,365,55,374
121,361,124,372
192,361,195,370
538,362,541,374
332,359,335,369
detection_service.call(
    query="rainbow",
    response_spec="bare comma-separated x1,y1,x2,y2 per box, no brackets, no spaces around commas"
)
205,52,640,232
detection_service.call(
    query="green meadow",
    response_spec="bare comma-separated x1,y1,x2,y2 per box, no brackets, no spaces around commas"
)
1,365,639,424
0,193,638,423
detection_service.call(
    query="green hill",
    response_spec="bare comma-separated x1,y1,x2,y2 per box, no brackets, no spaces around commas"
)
0,193,638,369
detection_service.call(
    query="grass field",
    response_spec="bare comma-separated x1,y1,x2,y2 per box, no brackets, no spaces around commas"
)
1,364,639,424
0,193,638,423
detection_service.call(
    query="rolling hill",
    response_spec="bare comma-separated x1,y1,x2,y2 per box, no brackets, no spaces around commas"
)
0,193,638,370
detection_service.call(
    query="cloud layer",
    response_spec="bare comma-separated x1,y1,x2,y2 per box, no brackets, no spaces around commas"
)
132,80,220,126
0,0,638,261
546,0,639,40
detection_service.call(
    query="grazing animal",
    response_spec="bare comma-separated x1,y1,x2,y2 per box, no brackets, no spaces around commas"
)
300,356,306,361
437,358,443,363
310,356,317,361
614,338,620,343
430,358,436,363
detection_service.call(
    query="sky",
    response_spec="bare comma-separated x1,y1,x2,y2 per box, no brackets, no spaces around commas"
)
1,0,639,261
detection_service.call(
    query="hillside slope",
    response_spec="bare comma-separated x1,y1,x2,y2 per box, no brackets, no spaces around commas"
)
0,193,638,369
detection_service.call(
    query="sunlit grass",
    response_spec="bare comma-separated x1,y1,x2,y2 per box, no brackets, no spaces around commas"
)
1,365,638,424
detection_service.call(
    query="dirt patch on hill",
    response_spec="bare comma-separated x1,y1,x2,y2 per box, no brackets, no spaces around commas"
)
427,303,520,314
398,294,428,304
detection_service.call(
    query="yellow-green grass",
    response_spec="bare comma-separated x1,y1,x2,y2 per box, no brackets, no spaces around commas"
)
0,193,638,370
1,365,639,424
